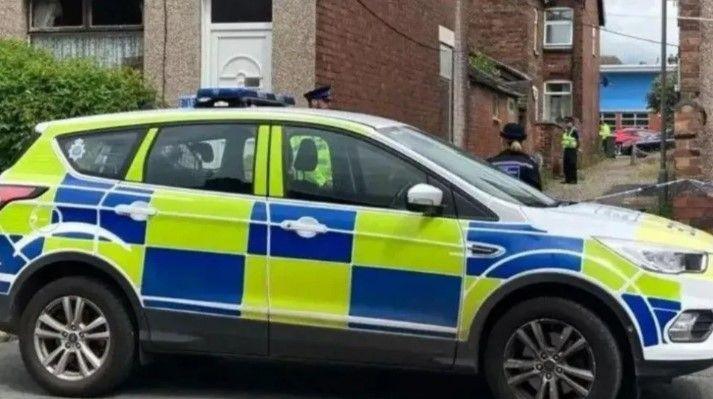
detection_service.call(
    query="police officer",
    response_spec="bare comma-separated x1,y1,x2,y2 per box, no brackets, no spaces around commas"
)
599,120,614,158
561,117,579,184
304,85,332,109
488,123,542,190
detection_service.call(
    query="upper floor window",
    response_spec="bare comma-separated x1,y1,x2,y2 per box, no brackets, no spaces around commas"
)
543,81,573,123
600,112,617,130
145,124,258,195
544,8,573,49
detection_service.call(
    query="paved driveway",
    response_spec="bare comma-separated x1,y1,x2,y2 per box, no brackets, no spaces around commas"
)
0,342,710,398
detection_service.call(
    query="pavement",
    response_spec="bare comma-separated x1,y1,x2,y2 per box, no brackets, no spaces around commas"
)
0,342,711,398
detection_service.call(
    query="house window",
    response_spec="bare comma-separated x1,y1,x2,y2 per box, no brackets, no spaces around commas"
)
544,8,574,48
492,96,501,119
29,0,143,68
211,0,272,23
621,113,649,128
600,112,617,130
543,81,573,122
30,0,143,29
439,26,455,80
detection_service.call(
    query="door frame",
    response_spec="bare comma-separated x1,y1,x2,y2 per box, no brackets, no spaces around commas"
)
200,0,273,88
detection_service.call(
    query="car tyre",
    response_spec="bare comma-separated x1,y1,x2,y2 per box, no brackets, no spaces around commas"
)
484,297,622,399
18,276,136,397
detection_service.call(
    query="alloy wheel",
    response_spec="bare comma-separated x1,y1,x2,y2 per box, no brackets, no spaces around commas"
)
33,296,111,381
503,319,596,399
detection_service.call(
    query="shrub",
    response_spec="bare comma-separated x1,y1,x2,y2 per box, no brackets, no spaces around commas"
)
0,40,156,169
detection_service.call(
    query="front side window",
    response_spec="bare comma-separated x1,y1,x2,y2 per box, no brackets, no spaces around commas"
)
380,126,558,208
544,81,573,122
544,8,574,48
58,129,143,179
283,126,428,209
145,124,257,194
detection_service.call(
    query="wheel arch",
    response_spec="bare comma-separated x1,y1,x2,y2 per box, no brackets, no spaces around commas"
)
7,251,148,340
464,273,644,375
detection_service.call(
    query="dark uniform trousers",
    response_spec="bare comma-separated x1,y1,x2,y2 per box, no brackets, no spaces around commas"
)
563,148,578,183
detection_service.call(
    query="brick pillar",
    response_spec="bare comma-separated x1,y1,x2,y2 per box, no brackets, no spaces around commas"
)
673,102,705,178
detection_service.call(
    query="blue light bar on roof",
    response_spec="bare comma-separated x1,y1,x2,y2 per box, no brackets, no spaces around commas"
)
194,87,296,108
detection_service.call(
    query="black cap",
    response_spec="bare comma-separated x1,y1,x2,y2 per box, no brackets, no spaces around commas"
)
500,123,526,141
304,85,332,101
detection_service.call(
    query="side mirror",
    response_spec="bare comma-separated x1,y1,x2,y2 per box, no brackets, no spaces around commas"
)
407,184,443,215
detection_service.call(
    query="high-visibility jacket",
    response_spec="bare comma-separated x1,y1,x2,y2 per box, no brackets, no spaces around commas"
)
599,124,612,139
562,128,578,149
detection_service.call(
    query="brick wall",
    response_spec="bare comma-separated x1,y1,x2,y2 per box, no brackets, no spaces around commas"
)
315,0,455,138
679,0,702,99
543,0,601,168
469,0,543,143
465,85,518,158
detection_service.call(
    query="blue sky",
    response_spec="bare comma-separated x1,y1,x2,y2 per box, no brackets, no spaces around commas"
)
601,0,679,64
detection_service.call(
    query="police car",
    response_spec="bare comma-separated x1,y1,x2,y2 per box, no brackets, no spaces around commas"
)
0,89,712,398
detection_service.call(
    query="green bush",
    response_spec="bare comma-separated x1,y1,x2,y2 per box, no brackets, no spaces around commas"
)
0,40,156,169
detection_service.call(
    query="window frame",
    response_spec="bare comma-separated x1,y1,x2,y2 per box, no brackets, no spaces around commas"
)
543,80,573,123
274,123,493,220
55,127,147,181
543,7,574,49
141,122,261,196
29,0,144,33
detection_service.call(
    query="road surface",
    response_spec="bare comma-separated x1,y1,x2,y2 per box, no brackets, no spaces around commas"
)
0,341,710,398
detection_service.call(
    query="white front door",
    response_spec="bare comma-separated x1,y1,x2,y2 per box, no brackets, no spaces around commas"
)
202,0,273,90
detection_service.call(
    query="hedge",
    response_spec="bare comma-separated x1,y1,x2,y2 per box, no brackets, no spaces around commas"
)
0,40,156,169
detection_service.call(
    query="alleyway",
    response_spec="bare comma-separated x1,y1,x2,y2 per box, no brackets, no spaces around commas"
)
544,153,661,204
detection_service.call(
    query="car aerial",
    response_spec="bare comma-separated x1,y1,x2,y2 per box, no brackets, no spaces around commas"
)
0,100,712,399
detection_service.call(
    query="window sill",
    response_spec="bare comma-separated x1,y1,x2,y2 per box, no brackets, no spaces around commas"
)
29,26,143,34
543,44,573,52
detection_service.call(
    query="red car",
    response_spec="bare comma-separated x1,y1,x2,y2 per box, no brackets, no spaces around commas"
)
614,128,640,155
614,128,672,156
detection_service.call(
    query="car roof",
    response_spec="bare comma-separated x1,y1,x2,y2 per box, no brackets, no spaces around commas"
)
36,107,405,135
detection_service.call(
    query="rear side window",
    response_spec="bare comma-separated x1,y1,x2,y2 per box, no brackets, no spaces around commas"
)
57,129,143,179
144,124,257,194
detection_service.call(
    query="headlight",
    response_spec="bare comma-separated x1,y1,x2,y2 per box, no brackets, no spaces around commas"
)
598,238,708,275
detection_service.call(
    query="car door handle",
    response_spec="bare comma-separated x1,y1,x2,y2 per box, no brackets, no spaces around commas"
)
114,201,156,222
279,217,328,239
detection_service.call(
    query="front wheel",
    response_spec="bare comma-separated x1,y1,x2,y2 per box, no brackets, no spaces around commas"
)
18,277,136,397
484,297,622,399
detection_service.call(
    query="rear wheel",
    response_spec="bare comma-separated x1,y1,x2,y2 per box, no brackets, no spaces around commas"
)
484,297,622,399
18,277,136,397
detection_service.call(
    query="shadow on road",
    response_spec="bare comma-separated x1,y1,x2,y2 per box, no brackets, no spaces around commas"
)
120,355,493,398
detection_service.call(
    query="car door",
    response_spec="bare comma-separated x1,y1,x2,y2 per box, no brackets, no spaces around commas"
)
266,124,465,368
131,122,270,355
